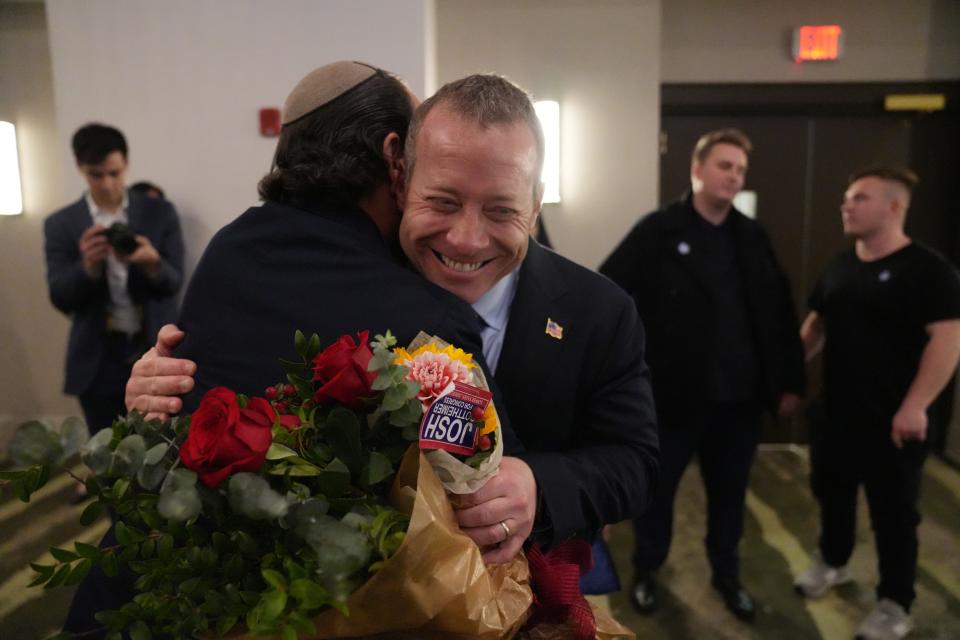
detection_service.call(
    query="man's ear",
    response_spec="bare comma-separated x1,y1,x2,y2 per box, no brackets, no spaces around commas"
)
530,181,545,231
382,132,406,210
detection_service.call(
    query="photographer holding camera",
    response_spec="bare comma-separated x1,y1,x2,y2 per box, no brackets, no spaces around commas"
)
44,123,184,443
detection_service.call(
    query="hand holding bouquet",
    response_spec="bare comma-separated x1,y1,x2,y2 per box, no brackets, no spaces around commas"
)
3,330,532,639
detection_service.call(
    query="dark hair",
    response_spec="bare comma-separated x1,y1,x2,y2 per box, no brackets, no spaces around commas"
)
406,74,544,202
849,165,919,194
258,70,413,208
72,123,127,165
691,128,752,165
129,181,165,199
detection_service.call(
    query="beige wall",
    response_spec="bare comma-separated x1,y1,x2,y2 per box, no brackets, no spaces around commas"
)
0,2,75,448
662,0,960,83
435,0,662,270
0,0,431,447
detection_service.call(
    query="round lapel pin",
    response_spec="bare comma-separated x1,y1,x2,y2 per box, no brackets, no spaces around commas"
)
878,269,891,282
677,241,691,255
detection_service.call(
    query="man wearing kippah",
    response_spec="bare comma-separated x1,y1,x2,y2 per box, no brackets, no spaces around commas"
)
75,63,658,635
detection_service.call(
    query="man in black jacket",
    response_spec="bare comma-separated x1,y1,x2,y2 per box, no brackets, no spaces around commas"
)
600,128,805,621
127,69,658,558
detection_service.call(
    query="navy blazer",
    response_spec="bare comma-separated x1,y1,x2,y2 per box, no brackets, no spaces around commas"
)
173,200,521,453
44,191,184,395
499,240,660,546
600,195,805,423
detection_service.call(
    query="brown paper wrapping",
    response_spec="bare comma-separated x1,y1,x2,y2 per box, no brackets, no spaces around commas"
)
279,447,532,639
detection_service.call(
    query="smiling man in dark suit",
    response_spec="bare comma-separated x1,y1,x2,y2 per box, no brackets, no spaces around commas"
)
127,73,659,566
43,123,184,437
600,128,805,621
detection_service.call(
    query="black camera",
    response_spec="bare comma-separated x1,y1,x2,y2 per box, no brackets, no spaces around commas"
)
99,222,138,256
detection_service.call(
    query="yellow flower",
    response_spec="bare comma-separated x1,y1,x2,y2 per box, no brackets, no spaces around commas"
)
393,342,477,369
480,403,498,435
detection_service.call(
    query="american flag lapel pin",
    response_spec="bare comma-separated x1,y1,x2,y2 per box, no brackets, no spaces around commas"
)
545,318,563,340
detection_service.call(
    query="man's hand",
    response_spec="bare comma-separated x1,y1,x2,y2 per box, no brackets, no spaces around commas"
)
777,392,802,419
120,234,162,278
453,456,537,565
79,224,109,277
891,403,927,448
125,324,196,421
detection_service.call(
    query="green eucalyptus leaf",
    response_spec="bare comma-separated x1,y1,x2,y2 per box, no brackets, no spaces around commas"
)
59,417,89,460
399,379,421,400
389,398,423,427
143,442,169,466
157,486,201,522
80,428,114,475
10,421,63,467
136,462,168,491
370,370,394,391
227,473,288,520
160,468,198,493
382,385,407,411
360,451,394,487
110,434,147,477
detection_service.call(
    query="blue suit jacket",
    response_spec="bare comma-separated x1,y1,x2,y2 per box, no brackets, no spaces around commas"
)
173,200,520,455
500,240,660,546
43,191,184,395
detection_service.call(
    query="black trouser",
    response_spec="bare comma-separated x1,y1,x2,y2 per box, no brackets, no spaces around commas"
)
633,402,761,583
810,416,926,612
77,332,145,434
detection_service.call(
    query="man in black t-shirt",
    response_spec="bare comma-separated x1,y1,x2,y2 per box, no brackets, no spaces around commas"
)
794,166,960,640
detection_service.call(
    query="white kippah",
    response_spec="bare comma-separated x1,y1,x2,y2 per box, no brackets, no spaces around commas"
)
282,61,378,125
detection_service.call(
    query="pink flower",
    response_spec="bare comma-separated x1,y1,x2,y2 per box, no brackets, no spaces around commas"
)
404,351,473,404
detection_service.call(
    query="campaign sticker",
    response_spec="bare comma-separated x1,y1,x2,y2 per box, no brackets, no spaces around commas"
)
419,380,492,456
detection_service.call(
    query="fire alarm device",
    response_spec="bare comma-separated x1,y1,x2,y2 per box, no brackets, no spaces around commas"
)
259,108,281,137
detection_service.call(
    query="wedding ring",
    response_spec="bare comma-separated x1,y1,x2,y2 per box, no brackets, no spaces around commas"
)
499,520,511,540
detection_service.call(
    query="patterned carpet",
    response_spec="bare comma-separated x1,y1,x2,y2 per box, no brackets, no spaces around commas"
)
1,448,958,639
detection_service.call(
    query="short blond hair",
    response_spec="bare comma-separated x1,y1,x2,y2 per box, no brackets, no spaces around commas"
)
691,128,752,165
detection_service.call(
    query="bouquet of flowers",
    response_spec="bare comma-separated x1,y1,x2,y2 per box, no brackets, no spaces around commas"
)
4,330,531,639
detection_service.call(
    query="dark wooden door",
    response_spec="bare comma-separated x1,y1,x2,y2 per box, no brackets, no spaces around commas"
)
657,83,959,445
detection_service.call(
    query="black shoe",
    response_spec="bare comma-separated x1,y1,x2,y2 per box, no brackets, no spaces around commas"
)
711,577,756,622
630,573,657,614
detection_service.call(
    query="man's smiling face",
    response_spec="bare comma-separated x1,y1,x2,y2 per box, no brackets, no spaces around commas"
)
399,104,542,304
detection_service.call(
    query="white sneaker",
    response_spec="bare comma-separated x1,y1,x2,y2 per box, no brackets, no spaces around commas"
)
855,599,914,640
794,553,851,598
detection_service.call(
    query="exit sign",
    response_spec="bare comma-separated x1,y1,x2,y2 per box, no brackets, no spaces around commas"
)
792,25,844,62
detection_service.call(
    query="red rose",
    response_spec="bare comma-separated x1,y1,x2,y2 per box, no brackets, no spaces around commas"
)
179,387,275,488
312,331,376,408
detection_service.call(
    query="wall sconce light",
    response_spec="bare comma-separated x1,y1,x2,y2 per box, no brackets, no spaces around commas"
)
0,121,23,215
534,100,560,204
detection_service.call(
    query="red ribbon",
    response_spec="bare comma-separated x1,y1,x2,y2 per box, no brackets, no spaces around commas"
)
526,539,597,639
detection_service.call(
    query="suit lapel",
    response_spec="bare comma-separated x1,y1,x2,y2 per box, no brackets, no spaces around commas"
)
496,240,568,394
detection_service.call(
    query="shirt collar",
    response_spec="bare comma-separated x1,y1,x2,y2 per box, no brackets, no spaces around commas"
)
471,269,520,332
85,190,129,217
